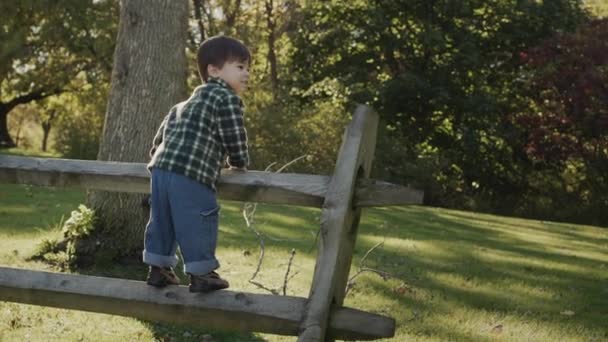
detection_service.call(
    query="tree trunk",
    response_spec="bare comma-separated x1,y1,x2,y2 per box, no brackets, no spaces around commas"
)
0,106,16,148
40,110,57,152
41,123,50,152
265,0,278,99
192,0,206,41
81,0,188,264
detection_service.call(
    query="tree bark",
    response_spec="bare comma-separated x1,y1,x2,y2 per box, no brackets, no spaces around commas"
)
82,0,188,263
265,0,278,99
192,0,206,41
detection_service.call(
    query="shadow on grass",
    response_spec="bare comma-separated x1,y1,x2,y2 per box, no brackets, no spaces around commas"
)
199,202,608,340
351,206,608,340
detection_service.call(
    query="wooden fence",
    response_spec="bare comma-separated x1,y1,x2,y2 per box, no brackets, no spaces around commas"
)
0,105,423,341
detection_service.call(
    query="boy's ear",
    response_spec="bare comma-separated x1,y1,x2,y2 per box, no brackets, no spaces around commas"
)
207,64,220,77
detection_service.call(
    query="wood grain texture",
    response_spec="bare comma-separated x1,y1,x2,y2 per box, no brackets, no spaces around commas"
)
0,266,394,340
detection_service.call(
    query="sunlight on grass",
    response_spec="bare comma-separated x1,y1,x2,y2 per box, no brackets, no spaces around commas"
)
0,147,59,158
0,303,156,342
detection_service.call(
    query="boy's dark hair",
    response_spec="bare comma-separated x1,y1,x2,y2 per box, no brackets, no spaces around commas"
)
197,35,251,82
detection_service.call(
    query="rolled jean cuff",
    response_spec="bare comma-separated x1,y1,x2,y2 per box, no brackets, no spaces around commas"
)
142,250,179,268
185,259,219,276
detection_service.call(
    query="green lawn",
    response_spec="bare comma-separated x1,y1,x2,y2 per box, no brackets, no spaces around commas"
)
1,181,607,341
0,147,59,158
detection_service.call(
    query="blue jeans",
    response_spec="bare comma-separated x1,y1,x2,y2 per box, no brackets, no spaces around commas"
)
143,168,220,275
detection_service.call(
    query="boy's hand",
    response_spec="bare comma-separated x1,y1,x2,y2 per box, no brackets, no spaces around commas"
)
229,166,247,171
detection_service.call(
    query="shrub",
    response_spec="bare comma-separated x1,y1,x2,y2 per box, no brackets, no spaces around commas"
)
54,112,102,160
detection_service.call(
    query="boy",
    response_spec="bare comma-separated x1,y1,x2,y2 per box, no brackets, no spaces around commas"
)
143,35,250,293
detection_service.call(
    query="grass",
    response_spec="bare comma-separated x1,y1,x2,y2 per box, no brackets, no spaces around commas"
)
0,181,607,342
0,147,59,158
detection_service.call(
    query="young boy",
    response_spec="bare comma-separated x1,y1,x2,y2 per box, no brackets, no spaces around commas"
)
143,36,250,293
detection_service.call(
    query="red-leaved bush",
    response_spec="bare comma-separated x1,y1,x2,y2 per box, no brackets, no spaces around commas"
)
516,19,608,164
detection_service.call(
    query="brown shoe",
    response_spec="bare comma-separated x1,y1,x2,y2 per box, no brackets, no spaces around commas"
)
189,271,229,293
146,266,180,287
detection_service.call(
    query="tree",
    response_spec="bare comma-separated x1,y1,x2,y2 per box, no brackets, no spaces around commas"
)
0,0,116,148
288,0,588,213
78,0,189,262
511,18,608,224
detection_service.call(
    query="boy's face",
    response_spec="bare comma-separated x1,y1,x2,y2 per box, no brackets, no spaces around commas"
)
208,60,249,94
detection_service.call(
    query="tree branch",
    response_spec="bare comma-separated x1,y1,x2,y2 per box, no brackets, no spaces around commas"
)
282,248,296,295
0,88,63,114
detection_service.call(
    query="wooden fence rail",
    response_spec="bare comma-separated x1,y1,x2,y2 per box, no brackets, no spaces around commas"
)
0,155,423,208
0,266,393,340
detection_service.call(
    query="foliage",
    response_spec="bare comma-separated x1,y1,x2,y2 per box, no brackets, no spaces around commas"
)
245,80,351,174
54,113,102,160
510,18,608,224
62,204,96,239
53,87,105,160
32,204,97,269
584,0,608,17
516,19,608,165
288,0,598,223
0,0,116,147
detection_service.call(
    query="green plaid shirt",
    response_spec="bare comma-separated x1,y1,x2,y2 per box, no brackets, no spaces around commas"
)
147,77,249,190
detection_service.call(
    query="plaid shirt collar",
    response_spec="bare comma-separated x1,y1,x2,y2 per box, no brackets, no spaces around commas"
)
207,77,233,92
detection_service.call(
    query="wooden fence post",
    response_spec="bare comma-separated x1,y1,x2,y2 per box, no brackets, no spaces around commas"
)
298,105,380,341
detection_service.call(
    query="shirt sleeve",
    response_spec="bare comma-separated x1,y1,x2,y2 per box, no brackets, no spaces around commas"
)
217,92,249,168
150,111,171,157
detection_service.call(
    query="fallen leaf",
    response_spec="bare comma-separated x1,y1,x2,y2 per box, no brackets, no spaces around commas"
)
394,282,413,295
491,324,503,334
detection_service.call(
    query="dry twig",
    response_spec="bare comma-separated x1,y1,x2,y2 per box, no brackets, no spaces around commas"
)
282,248,297,295
242,203,264,282
345,240,393,295
242,155,310,294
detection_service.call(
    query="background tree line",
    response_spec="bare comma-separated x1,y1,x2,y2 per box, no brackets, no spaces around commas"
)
2,0,606,262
